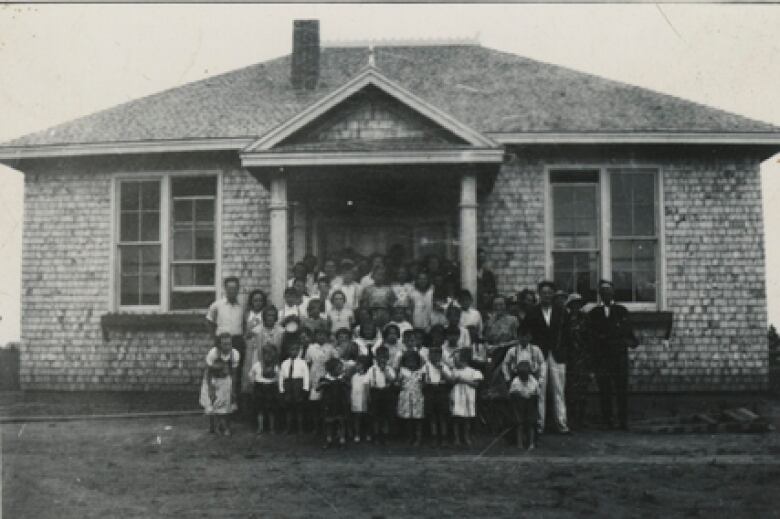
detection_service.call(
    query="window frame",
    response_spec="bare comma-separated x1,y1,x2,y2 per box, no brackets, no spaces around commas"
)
544,165,665,311
110,170,222,313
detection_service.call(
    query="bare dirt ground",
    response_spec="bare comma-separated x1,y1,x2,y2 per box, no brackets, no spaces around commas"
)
3,393,780,518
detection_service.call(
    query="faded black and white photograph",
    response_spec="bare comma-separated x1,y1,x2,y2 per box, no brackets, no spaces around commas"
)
1,4,780,517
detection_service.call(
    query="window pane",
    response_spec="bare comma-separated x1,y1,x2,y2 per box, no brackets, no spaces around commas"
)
140,274,160,305
194,229,214,259
140,212,159,241
611,239,656,303
195,199,214,223
174,200,193,224
173,230,193,260
553,252,598,302
140,245,161,271
120,246,140,274
120,276,140,306
120,182,140,211
172,176,217,197
552,184,598,250
194,264,216,285
140,182,160,210
610,170,656,237
171,291,216,310
173,265,194,286
120,212,139,242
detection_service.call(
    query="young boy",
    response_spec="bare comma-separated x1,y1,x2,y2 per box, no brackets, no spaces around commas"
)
248,346,279,435
302,298,329,338
318,357,349,448
423,346,452,447
306,327,337,432
509,360,539,450
350,355,372,442
501,325,545,387
278,340,309,434
367,345,396,444
279,287,305,321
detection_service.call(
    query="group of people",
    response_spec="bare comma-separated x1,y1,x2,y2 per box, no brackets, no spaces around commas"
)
201,250,638,450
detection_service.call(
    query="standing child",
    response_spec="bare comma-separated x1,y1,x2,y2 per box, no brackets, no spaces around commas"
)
350,355,372,443
386,304,412,338
450,349,484,447
199,333,240,436
509,360,539,450
456,289,483,338
306,327,337,433
278,340,309,434
396,350,426,446
327,290,354,335
279,287,305,321
368,345,396,444
354,319,381,360
318,357,349,448
302,299,329,338
248,346,279,435
380,324,403,367
423,346,452,447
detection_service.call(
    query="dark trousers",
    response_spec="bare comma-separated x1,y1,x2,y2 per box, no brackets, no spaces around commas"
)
595,351,628,426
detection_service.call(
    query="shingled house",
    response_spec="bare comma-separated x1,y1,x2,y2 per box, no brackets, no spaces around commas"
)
2,20,778,392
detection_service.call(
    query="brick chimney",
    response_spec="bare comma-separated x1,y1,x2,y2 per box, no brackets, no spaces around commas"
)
291,20,320,90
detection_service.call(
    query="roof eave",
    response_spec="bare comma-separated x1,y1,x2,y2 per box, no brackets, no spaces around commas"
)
488,132,780,145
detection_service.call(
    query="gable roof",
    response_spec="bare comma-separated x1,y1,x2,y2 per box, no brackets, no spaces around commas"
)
2,44,780,155
246,65,495,151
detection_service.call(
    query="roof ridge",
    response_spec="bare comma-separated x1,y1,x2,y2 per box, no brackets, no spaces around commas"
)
323,36,480,48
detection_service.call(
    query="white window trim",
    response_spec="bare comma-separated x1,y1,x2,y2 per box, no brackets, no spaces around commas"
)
110,170,222,313
544,165,665,311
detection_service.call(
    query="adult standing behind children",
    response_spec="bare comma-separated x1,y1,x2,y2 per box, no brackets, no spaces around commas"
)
206,277,247,403
587,280,638,430
524,281,570,435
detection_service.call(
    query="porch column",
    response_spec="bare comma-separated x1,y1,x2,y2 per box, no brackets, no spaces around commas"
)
459,171,478,297
269,172,288,308
292,201,307,264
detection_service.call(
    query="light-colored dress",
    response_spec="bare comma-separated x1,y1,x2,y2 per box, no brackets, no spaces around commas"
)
350,371,371,413
242,322,283,393
328,307,354,334
450,366,484,418
199,348,240,415
409,287,434,330
306,343,337,401
397,367,425,419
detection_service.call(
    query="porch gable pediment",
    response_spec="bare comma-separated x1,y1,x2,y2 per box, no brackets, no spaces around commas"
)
244,67,498,154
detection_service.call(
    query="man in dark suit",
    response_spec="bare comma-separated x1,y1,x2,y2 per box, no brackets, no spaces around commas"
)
587,280,638,430
524,280,570,434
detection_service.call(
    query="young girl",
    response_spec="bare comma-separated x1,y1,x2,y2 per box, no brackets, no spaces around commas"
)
450,349,484,447
336,261,361,311
248,346,279,435
380,324,403,368
199,333,240,436
353,319,381,360
423,346,452,447
396,349,426,446
509,360,539,450
302,299,329,338
306,327,337,432
456,289,483,338
245,305,282,390
445,304,471,349
386,304,412,338
350,355,372,443
318,357,349,448
278,339,309,434
368,345,396,444
327,290,354,335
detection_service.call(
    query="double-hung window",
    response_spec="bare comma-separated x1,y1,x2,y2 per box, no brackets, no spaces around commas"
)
115,174,219,311
548,167,661,307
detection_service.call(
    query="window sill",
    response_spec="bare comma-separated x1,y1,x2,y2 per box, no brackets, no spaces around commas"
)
101,312,211,337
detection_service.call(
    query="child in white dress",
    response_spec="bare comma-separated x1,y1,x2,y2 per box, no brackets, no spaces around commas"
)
350,355,372,443
450,349,484,447
199,333,240,436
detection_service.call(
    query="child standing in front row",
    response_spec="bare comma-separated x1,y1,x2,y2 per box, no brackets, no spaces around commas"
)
423,346,452,447
368,346,396,444
350,355,372,443
199,333,240,436
248,346,279,435
278,339,309,434
318,357,349,448
397,350,426,446
450,349,484,447
509,360,539,450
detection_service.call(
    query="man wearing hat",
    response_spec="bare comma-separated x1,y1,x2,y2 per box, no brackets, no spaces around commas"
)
587,280,638,430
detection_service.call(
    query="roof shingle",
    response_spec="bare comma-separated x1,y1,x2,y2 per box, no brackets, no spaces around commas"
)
4,44,779,148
